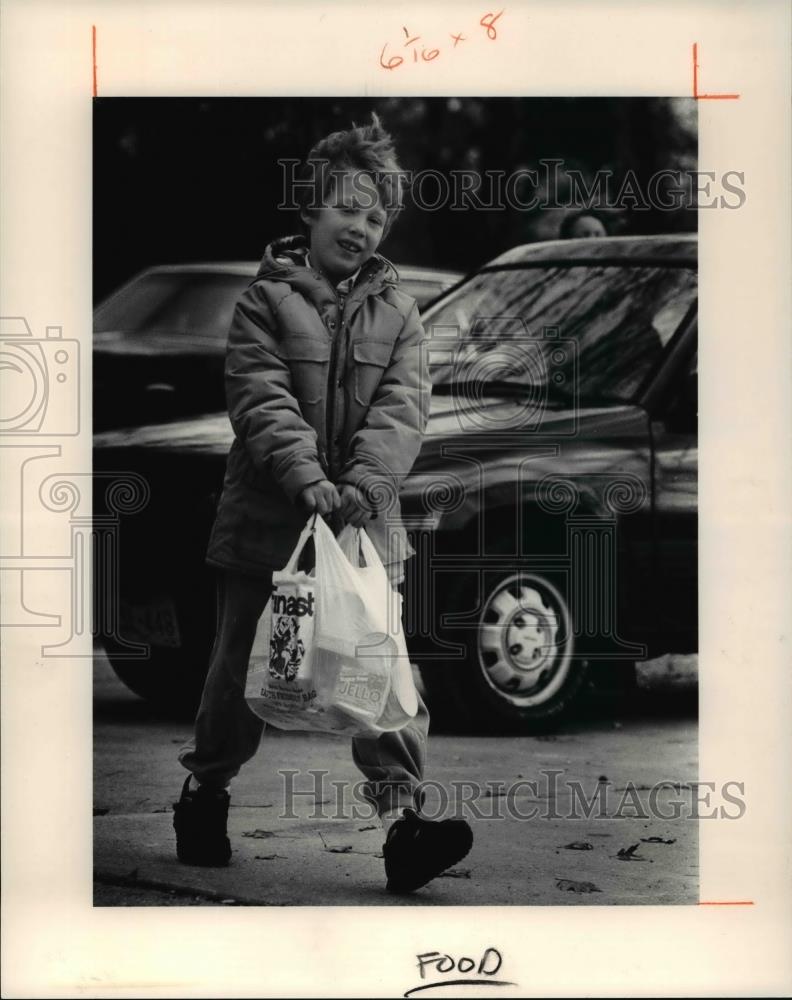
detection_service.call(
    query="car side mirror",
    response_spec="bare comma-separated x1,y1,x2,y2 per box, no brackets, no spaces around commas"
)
666,372,697,433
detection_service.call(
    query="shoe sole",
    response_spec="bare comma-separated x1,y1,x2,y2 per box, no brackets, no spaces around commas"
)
385,828,474,894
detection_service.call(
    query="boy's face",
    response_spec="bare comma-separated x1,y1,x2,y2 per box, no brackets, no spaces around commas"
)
301,170,387,284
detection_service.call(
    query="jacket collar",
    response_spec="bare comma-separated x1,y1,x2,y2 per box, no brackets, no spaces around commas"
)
255,234,400,302
305,251,361,292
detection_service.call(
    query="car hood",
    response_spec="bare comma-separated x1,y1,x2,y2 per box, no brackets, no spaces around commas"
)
93,330,224,357
424,392,595,439
93,398,642,457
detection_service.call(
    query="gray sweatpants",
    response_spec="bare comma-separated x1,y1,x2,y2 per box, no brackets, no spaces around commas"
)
178,570,429,817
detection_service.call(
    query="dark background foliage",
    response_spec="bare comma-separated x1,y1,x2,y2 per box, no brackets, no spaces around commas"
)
94,97,696,301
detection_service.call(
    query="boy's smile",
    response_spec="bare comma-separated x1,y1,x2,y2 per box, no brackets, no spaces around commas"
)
302,170,387,284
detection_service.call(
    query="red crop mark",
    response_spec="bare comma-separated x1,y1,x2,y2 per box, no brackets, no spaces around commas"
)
692,42,739,100
92,25,98,97
698,901,755,906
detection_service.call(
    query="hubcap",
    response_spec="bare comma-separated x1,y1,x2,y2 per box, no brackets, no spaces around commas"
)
477,574,573,708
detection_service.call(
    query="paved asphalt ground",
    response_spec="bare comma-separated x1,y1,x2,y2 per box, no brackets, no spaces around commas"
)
94,652,698,907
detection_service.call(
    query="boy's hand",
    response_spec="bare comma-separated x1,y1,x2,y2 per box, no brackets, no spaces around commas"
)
299,480,341,517
338,483,376,527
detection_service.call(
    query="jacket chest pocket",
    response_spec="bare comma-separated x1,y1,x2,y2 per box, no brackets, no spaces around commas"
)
286,336,331,405
352,339,394,406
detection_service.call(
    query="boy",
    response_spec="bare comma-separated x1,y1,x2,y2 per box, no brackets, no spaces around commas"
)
173,113,473,893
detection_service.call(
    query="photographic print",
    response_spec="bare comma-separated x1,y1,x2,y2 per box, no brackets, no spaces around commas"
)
2,2,790,997
92,96,702,909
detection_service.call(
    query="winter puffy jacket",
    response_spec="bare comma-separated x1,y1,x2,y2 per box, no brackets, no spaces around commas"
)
206,235,431,581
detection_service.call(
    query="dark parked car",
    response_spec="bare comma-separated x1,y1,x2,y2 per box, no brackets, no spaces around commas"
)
94,235,697,732
93,262,462,430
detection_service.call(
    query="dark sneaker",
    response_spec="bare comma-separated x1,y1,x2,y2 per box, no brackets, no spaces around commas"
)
172,776,232,867
383,809,473,893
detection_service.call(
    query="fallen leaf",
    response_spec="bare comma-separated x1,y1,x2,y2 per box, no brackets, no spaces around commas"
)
242,829,276,839
641,836,677,844
358,825,378,832
555,878,602,893
616,844,648,861
325,845,353,854
439,868,471,879
93,807,109,817
597,775,609,783
254,854,287,861
562,841,594,851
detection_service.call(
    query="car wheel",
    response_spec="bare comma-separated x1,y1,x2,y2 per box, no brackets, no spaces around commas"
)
419,563,590,733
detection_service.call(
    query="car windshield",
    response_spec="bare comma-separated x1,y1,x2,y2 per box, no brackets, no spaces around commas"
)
94,272,251,339
424,264,698,404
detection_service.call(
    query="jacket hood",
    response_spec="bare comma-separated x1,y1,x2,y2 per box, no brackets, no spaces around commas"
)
255,234,401,293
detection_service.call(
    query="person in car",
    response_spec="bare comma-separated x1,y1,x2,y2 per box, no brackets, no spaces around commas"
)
559,209,608,239
172,113,473,893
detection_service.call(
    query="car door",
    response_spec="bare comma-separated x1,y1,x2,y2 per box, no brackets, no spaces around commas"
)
649,333,698,648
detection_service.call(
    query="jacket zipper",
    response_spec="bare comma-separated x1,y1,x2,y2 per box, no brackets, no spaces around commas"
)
318,268,373,476
323,287,345,479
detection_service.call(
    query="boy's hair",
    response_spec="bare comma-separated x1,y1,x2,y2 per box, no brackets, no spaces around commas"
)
297,112,405,239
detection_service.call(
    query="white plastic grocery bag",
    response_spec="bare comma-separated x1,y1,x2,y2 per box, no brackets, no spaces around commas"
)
245,514,419,736
336,525,419,725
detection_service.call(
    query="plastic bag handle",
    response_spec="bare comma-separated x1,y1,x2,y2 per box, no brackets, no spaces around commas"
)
336,524,364,567
357,528,381,570
283,513,318,575
337,525,383,571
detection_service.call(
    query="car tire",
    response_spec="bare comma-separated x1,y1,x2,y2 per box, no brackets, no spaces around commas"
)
419,566,589,733
416,524,635,734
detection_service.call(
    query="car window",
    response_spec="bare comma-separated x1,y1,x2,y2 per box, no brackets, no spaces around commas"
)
94,272,251,340
424,264,698,404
